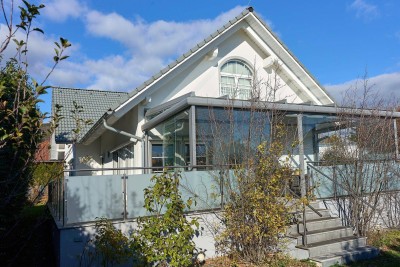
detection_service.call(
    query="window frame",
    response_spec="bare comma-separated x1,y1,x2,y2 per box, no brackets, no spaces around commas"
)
219,59,253,100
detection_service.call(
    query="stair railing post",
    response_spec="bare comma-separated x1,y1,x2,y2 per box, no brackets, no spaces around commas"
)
122,173,128,220
219,170,224,208
333,166,337,200
303,203,307,247
297,114,306,198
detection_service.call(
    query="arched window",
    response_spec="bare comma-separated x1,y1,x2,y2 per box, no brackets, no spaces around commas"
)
220,60,253,100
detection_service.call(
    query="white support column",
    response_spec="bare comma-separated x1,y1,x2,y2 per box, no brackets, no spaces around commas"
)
144,133,149,173
394,119,399,159
189,106,197,168
297,114,306,197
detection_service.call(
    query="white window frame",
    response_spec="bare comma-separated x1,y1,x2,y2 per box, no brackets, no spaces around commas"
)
112,144,134,175
220,59,253,100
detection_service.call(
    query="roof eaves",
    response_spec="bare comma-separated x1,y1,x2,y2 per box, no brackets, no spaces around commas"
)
79,112,109,144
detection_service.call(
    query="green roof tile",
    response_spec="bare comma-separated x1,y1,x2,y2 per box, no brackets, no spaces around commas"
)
52,87,129,143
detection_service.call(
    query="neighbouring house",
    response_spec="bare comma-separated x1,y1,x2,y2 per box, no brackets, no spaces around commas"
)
49,7,400,267
35,123,51,162
30,123,62,203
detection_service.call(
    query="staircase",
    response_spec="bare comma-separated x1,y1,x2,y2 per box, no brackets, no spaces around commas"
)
286,201,379,267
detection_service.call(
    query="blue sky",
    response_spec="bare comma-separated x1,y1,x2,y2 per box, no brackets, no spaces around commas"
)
2,0,400,113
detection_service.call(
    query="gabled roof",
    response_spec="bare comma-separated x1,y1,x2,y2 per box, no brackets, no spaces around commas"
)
52,87,129,143
80,7,335,145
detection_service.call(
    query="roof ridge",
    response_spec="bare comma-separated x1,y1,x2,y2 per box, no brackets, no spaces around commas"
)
52,86,129,94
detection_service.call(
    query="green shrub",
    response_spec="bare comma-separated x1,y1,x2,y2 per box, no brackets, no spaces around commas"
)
133,171,200,267
369,229,400,250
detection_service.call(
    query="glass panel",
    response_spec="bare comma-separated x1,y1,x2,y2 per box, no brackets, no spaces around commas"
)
126,173,154,218
238,78,251,99
220,60,253,100
148,109,190,171
236,61,251,76
221,60,252,76
311,162,400,199
220,76,235,97
196,107,271,166
57,151,65,160
221,61,235,73
151,144,164,172
238,78,251,86
221,76,235,84
65,175,124,224
180,170,221,210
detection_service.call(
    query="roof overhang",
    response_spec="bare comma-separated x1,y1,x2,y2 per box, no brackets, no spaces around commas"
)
142,96,400,132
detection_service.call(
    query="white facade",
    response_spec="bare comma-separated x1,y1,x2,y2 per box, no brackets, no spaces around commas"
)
53,10,334,173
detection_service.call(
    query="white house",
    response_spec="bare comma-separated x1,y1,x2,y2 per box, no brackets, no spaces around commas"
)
52,7,335,174
49,7,398,267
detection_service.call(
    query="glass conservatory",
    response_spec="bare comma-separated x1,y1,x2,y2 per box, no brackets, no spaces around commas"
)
49,93,400,226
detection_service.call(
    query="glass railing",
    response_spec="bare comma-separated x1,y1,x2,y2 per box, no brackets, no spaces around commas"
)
308,160,400,199
48,166,229,226
48,161,400,226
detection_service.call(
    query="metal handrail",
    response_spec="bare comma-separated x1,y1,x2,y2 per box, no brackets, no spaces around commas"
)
306,160,392,236
50,163,324,243
286,187,322,247
62,164,234,173
49,164,235,226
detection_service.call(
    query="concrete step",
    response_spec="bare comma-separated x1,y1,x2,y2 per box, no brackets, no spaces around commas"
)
310,246,379,267
290,209,331,221
287,201,323,211
287,217,342,235
290,226,354,245
297,236,367,258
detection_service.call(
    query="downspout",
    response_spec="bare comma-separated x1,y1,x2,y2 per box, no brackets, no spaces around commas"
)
103,119,145,174
103,119,143,142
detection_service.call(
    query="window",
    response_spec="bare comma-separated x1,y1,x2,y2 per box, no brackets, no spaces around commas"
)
148,110,190,172
151,143,190,172
112,145,134,174
220,60,253,100
57,151,65,160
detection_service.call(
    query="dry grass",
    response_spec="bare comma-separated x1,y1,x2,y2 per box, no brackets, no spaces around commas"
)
203,254,316,267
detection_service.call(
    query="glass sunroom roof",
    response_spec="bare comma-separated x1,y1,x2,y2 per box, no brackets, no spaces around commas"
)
142,94,400,132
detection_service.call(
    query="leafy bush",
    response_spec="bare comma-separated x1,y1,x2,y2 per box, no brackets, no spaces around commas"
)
80,218,145,267
369,229,400,250
217,127,297,264
133,171,201,267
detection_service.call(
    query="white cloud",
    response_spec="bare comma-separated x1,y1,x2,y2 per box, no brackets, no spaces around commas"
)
85,6,246,58
42,0,87,22
349,0,379,20
325,72,400,105
2,5,254,93
0,23,80,86
51,5,247,91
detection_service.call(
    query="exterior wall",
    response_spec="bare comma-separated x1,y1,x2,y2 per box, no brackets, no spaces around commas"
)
148,28,302,109
91,28,314,172
50,134,59,160
55,213,218,267
50,135,71,163
97,106,143,174
74,24,323,173
35,139,51,161
74,139,102,175
283,131,316,171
